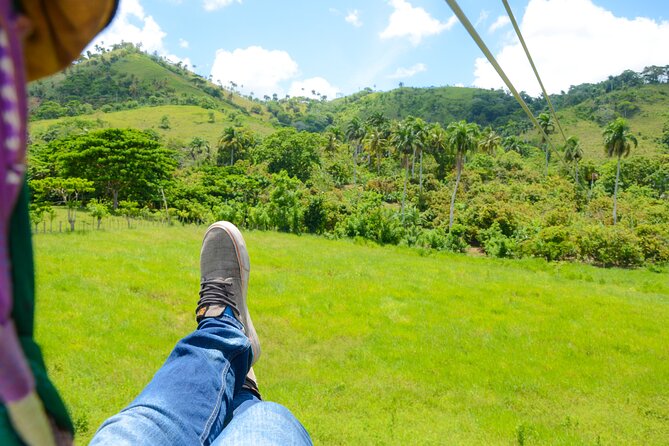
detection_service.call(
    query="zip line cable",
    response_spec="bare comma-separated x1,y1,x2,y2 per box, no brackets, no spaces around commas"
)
501,0,567,144
443,0,581,185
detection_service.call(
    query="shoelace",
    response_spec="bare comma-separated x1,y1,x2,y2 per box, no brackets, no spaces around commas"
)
197,278,238,315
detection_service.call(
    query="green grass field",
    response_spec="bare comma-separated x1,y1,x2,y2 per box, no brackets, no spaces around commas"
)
33,226,668,444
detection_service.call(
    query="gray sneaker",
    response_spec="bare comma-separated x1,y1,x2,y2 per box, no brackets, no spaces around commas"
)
196,221,261,364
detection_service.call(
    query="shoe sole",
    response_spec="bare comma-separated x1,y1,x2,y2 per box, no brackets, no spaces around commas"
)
204,221,261,365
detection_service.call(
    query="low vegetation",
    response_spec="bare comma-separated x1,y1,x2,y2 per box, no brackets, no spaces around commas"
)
34,226,669,444
26,46,669,269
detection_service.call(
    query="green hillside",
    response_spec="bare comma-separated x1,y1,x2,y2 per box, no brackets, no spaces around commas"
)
30,105,275,148
28,45,669,161
25,47,669,269
34,226,669,445
28,43,276,143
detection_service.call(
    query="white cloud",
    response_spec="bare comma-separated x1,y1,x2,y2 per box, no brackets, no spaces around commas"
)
166,54,192,69
380,0,457,45
488,15,510,33
92,0,166,54
203,0,241,11
473,0,669,96
388,63,427,79
345,10,363,27
210,46,298,97
289,77,340,100
475,10,490,27
90,0,191,69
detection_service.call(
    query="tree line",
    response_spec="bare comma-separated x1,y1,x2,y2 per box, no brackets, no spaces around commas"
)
28,110,669,268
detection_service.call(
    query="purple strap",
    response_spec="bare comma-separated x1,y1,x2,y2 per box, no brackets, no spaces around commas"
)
0,0,33,403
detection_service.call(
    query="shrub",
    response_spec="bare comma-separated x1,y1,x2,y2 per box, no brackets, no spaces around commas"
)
303,196,326,234
337,195,404,245
525,225,577,261
479,222,518,258
416,228,447,250
575,225,644,267
444,223,468,253
635,224,669,263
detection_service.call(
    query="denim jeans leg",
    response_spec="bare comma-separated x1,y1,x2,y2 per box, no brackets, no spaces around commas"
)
90,316,251,446
211,400,313,446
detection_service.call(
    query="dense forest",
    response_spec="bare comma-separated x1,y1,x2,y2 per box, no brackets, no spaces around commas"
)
27,44,669,268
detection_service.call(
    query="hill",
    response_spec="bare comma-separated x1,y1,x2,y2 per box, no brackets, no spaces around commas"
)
28,43,277,145
34,225,669,444
28,45,669,161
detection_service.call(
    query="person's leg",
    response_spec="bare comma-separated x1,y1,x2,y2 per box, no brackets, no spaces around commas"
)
215,370,312,446
212,401,312,446
90,315,251,446
91,222,261,445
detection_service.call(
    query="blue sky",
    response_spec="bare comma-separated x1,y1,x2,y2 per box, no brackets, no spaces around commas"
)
93,0,669,99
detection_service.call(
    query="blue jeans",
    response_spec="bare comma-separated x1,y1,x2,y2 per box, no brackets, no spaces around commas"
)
90,316,312,445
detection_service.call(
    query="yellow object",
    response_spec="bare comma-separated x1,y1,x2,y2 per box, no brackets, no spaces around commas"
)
7,391,56,446
20,0,118,81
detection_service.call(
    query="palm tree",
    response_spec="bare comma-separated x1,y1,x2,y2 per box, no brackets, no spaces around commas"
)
603,117,637,225
391,119,420,222
426,122,451,180
345,117,365,185
409,117,427,190
502,135,525,156
363,127,387,174
324,125,342,153
563,136,583,184
217,127,252,166
446,120,480,229
188,136,211,164
537,112,555,175
478,127,501,156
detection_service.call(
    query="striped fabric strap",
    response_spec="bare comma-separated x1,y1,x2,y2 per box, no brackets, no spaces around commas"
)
6,391,56,446
0,1,55,444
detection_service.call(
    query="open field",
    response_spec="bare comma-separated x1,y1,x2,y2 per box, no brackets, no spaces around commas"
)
33,226,669,444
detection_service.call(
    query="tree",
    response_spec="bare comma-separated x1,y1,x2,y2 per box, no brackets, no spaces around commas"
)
563,136,583,184
478,127,502,156
252,127,322,182
426,122,452,180
159,115,171,129
30,177,94,231
188,136,211,164
323,125,342,153
537,112,555,175
217,127,254,166
391,117,422,221
407,117,427,190
603,118,637,224
345,117,366,185
119,200,139,228
446,120,480,229
56,128,177,209
363,126,387,174
86,199,110,229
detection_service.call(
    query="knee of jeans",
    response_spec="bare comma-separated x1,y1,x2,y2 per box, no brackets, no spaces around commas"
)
248,402,294,421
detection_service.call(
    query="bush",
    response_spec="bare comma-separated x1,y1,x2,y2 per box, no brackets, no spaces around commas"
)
575,225,644,267
479,222,518,258
303,196,326,234
337,195,404,245
248,205,271,231
444,224,468,253
416,228,447,250
525,225,577,261
635,224,669,263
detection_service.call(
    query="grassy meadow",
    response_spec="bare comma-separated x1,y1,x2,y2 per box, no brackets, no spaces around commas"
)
33,225,668,445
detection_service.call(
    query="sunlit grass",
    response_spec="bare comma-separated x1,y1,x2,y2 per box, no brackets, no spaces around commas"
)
33,226,669,444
